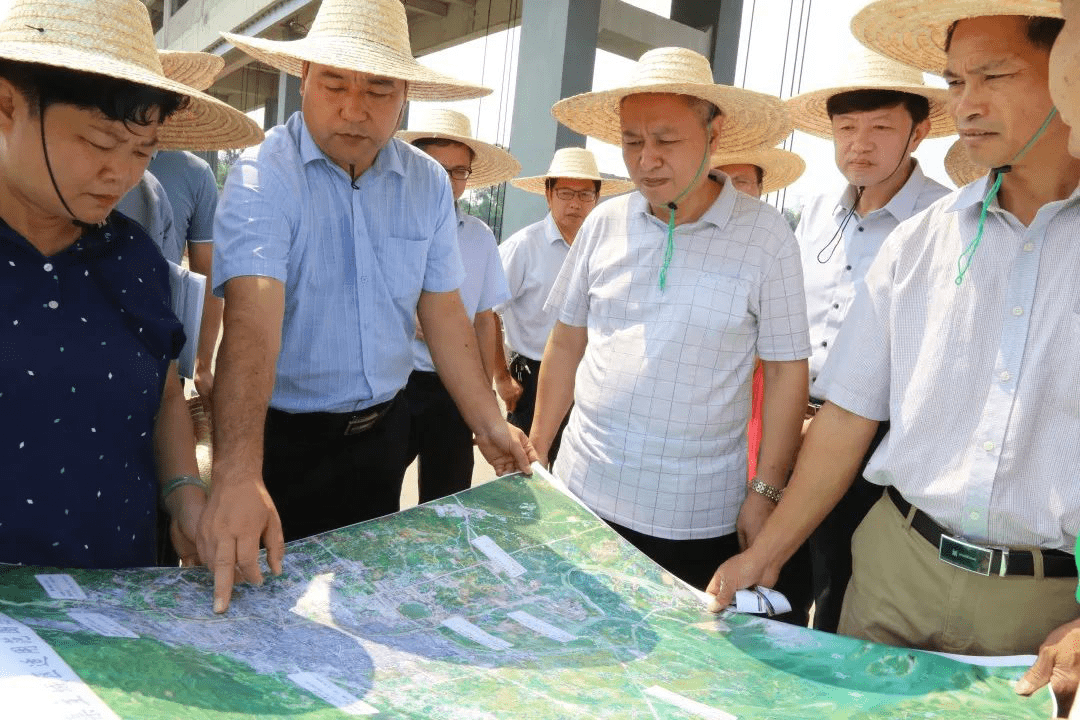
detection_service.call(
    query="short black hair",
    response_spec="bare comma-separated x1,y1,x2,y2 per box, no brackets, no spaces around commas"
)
826,89,931,126
944,16,1065,53
545,177,602,194
0,59,187,126
411,137,476,162
752,165,765,185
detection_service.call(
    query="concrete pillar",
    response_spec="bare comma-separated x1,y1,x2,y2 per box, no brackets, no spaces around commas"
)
670,0,743,85
501,0,601,239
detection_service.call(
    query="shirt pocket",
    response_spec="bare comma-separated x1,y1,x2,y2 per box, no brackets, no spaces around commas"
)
379,235,430,301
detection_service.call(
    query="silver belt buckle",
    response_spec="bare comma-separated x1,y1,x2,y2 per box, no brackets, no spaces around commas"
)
939,535,993,576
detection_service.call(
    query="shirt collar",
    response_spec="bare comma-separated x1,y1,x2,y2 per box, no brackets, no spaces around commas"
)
630,172,735,231
297,112,406,178
834,159,929,221
543,212,565,245
945,172,1080,215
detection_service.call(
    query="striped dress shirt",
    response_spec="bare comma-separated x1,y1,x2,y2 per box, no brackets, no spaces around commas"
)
214,112,464,413
819,178,1080,550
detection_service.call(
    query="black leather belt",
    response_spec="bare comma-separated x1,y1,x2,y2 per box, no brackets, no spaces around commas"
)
267,394,399,438
887,486,1076,578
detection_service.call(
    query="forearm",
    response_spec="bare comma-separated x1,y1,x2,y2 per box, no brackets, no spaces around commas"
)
473,310,499,385
212,278,283,481
491,313,512,382
748,402,880,571
154,367,200,482
530,321,586,457
755,359,809,490
189,243,222,372
420,291,504,435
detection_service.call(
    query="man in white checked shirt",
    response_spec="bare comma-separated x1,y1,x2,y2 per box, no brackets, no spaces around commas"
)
711,3,1080,705
532,48,812,618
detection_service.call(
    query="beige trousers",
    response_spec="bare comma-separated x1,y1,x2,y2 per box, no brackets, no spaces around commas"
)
838,495,1079,655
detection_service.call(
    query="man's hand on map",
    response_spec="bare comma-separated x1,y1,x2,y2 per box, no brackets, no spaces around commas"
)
197,475,285,614
704,548,780,614
735,491,775,550
1016,616,1080,717
476,421,536,476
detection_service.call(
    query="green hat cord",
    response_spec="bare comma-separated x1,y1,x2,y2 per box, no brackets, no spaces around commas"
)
955,107,1059,285
659,132,712,291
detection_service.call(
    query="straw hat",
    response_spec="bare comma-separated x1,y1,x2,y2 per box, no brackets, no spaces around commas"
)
944,138,987,186
510,147,636,197
221,0,491,102
0,0,263,151
551,47,792,153
396,109,520,189
159,50,224,93
786,47,955,138
710,145,806,195
851,0,1062,74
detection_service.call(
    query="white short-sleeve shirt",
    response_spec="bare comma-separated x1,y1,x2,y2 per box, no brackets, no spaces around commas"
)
497,213,569,361
818,179,1080,550
547,178,810,539
797,161,949,396
413,209,510,372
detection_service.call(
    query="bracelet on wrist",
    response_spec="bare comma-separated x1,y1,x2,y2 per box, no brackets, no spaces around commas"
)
749,477,784,504
160,474,207,504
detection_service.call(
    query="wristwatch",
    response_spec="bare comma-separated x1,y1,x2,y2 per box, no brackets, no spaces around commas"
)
749,478,784,504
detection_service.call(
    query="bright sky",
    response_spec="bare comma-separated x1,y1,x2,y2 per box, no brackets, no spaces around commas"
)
414,0,958,212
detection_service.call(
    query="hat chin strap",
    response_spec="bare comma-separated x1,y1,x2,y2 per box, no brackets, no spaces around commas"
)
955,106,1059,285
39,96,97,231
658,128,712,291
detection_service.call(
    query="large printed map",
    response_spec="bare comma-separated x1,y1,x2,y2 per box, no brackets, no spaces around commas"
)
0,468,1054,718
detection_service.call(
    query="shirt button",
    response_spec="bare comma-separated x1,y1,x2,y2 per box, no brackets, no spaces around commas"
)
48,300,59,309
999,370,1011,382
969,511,980,521
857,226,864,232
845,265,852,271
43,263,53,271
832,303,840,309
821,341,828,348
983,440,995,452
1011,306,1024,317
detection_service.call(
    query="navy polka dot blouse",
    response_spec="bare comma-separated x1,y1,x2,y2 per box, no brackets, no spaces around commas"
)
0,212,184,568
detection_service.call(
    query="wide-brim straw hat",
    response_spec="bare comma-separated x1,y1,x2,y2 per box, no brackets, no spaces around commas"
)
221,0,491,102
0,0,263,151
786,47,955,138
851,0,1062,74
396,108,520,189
510,147,636,197
159,50,224,93
551,47,792,153
944,138,987,186
711,145,806,195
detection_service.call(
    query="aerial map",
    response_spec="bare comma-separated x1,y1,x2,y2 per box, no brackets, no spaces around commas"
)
0,468,1054,719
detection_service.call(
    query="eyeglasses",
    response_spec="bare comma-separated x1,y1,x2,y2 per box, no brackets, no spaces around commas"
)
443,166,472,181
553,188,598,203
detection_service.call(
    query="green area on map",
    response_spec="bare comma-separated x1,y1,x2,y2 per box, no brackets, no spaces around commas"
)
0,471,1052,718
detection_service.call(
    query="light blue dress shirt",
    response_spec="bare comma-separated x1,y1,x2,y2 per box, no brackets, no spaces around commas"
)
214,111,465,413
412,208,510,373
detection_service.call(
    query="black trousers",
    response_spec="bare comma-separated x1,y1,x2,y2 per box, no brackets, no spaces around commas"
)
262,396,410,543
403,371,475,504
609,521,812,627
808,419,891,632
506,355,569,462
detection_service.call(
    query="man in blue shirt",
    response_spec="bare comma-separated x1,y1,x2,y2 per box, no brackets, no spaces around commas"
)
397,109,520,502
203,0,535,614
